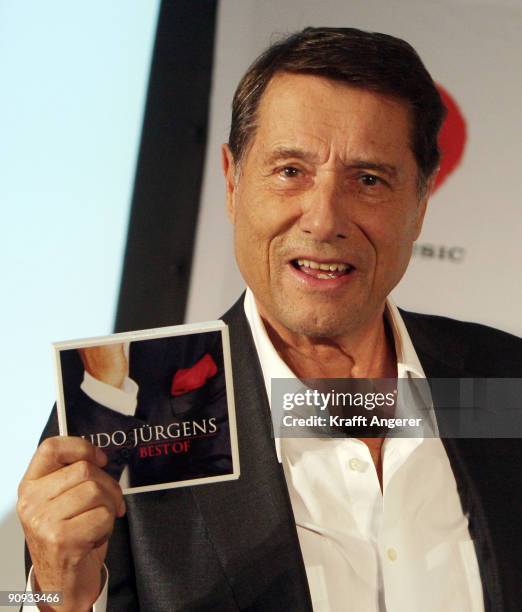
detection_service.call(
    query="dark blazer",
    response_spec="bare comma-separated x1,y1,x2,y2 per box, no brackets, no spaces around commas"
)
29,296,522,611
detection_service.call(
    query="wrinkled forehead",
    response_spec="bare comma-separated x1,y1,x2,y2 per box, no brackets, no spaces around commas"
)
250,72,415,164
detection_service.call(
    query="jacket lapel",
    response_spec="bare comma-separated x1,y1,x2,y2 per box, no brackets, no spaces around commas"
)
190,296,312,610
402,310,505,612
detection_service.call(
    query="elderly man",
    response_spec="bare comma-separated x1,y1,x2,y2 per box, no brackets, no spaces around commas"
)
17,27,522,612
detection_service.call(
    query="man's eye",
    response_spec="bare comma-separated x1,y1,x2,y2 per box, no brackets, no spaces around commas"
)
359,174,381,187
280,166,301,178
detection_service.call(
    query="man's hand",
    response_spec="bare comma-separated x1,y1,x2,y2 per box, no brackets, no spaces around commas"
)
79,344,128,389
17,437,126,612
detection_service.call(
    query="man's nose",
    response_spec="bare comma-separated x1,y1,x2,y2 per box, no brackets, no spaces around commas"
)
298,173,348,241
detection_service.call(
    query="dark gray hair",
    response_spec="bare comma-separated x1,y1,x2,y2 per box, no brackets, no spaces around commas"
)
228,27,446,190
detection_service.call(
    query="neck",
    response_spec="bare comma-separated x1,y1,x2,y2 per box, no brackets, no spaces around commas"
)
259,303,397,380
257,300,397,491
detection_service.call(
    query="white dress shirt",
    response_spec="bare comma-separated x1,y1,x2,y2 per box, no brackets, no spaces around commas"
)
244,288,484,612
26,292,484,611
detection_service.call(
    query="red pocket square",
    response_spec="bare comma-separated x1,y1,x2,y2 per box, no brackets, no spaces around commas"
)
170,353,218,396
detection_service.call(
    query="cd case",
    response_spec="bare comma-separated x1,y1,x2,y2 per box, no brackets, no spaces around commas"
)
53,321,239,494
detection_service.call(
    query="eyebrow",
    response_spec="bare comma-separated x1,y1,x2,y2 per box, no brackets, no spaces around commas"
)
264,147,320,166
346,159,398,179
264,147,398,178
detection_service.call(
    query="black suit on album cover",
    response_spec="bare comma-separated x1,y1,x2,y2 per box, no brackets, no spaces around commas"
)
60,331,232,488
30,295,522,611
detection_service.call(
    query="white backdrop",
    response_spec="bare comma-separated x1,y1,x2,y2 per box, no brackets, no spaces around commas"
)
187,0,522,337
0,0,159,598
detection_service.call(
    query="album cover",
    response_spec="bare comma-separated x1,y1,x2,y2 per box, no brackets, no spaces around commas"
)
53,321,239,494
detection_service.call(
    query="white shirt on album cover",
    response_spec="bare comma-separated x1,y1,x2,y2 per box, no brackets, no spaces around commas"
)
25,290,484,611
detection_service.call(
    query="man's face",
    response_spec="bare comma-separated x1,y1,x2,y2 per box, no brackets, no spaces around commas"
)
223,73,430,338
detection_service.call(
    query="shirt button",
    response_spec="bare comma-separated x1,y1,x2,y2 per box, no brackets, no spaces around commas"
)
349,458,365,472
387,548,398,561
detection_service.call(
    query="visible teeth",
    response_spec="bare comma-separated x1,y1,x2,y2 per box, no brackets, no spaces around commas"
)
297,259,349,272
317,273,331,279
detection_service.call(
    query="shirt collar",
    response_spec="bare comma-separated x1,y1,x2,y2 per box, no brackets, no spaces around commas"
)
243,288,434,460
385,299,426,379
244,287,425,393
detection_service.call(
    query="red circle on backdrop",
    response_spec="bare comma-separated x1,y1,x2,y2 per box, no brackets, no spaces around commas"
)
434,84,467,193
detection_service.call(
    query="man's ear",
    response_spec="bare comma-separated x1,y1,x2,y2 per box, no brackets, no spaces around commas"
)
413,173,436,240
222,144,237,223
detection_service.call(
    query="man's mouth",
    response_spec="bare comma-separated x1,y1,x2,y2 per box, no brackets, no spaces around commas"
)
291,258,355,280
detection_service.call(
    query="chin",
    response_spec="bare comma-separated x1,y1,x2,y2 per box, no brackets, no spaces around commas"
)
276,307,357,339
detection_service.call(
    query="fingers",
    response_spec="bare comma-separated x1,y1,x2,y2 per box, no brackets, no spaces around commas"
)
21,459,126,520
18,436,125,548
45,477,124,524
23,436,107,481
17,436,121,607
